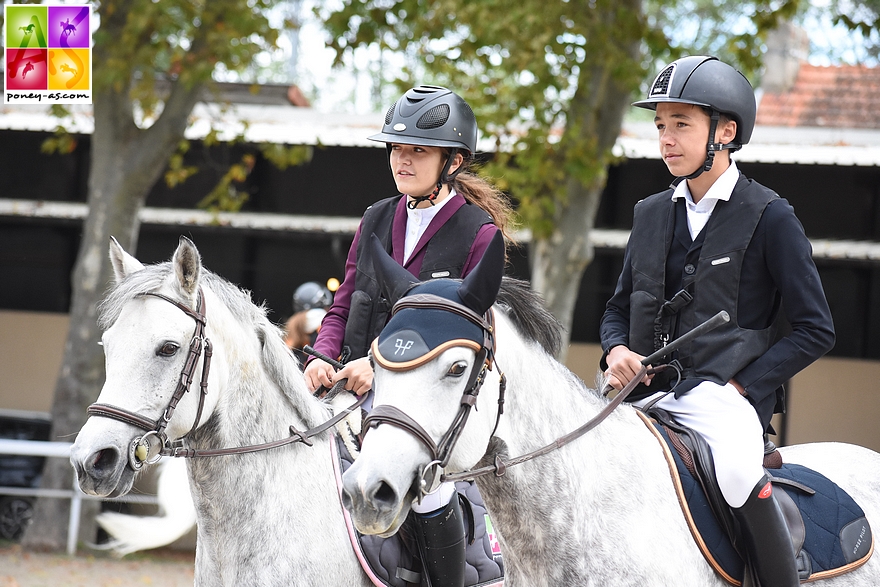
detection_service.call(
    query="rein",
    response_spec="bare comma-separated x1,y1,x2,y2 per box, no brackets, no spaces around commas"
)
443,310,730,482
87,287,368,470
363,292,729,487
441,364,649,482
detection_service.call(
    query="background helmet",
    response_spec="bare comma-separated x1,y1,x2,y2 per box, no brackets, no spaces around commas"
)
633,56,756,149
293,282,332,313
368,85,478,155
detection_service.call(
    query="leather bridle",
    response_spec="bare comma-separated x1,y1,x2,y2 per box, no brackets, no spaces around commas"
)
88,289,212,470
364,293,507,496
87,287,367,470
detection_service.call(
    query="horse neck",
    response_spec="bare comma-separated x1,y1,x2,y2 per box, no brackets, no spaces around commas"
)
477,316,661,578
184,288,348,577
490,314,621,456
191,285,328,450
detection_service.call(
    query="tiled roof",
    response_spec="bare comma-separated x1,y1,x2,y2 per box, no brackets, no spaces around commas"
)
757,63,880,129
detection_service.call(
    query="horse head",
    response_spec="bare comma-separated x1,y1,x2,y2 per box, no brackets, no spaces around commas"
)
70,237,229,498
341,232,507,536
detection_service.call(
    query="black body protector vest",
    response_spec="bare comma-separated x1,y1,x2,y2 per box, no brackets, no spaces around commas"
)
342,195,493,360
627,175,778,386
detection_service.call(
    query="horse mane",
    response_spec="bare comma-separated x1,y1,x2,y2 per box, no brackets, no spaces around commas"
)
98,263,269,332
495,277,562,357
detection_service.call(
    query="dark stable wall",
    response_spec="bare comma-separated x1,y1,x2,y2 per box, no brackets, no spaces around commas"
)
2,130,880,358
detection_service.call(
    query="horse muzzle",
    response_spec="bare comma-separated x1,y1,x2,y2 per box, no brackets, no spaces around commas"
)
69,426,137,498
341,458,413,537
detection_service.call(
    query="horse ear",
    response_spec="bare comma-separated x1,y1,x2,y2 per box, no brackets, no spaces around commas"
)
369,233,419,304
172,236,202,297
109,236,144,284
458,231,505,315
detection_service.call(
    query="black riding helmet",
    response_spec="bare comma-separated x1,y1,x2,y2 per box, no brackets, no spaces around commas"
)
293,281,332,313
633,56,756,179
369,85,478,207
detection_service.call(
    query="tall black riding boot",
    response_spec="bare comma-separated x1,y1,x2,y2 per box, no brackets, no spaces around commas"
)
412,494,467,587
732,475,799,587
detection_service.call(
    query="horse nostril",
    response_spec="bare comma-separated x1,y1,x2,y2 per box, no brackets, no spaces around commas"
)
341,486,354,511
372,480,398,508
90,447,120,475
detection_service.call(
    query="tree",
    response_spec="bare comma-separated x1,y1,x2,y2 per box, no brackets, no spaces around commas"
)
829,0,880,61
321,0,799,360
23,0,303,551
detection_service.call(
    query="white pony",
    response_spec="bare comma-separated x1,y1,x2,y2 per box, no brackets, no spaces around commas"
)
342,234,880,586
70,237,370,587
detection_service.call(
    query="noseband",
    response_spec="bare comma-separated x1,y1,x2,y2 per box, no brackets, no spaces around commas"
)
88,288,213,470
364,293,506,496
87,287,369,471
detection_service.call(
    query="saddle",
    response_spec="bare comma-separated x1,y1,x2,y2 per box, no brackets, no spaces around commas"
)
330,427,504,587
639,409,874,585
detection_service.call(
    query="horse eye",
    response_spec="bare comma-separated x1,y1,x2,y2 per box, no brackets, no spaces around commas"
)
157,342,180,357
447,361,468,377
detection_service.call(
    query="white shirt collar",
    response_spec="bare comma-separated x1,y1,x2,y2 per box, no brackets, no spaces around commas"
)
671,161,739,240
403,188,456,263
671,160,739,208
406,188,454,222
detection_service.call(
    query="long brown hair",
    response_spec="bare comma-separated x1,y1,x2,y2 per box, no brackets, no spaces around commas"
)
446,154,517,244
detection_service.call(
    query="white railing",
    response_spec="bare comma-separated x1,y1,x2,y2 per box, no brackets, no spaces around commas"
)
0,438,158,555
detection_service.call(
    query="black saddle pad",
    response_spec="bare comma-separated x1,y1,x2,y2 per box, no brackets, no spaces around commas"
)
640,413,873,584
331,432,504,587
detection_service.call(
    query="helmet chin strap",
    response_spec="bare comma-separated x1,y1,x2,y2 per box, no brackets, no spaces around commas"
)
679,111,720,181
406,148,462,210
676,111,741,183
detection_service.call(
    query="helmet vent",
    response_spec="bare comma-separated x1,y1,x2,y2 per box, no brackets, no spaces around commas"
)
460,100,475,121
650,64,675,97
384,101,397,126
416,104,450,129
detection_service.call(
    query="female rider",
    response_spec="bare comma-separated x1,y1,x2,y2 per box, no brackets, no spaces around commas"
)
304,85,515,587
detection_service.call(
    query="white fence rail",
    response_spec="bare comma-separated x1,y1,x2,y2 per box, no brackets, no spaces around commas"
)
0,438,158,555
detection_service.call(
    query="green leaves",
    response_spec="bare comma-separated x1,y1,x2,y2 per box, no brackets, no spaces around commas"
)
94,0,281,115
321,0,647,235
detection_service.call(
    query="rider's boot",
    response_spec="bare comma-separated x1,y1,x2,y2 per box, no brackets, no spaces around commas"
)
732,474,799,587
412,490,467,587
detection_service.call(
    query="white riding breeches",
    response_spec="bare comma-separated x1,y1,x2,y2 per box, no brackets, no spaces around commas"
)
634,381,765,508
411,481,457,514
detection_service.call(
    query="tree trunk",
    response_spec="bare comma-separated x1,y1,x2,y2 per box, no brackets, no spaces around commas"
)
529,177,605,363
529,0,643,364
22,80,202,551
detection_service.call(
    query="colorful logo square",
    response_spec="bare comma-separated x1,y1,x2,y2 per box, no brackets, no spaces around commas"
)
4,4,92,104
48,48,89,91
6,49,48,90
48,6,90,49
6,5,48,49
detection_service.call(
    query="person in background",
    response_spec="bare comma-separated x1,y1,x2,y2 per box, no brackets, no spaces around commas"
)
283,281,332,365
600,56,835,587
304,85,515,587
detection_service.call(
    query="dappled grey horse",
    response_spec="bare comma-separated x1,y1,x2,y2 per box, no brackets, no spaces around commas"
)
70,237,370,587
342,232,880,586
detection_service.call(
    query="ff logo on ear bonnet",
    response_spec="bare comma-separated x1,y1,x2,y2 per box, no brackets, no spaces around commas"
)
372,279,487,371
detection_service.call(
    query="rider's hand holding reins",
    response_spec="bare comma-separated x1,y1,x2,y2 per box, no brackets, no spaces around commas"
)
332,357,373,396
304,358,336,392
604,345,654,391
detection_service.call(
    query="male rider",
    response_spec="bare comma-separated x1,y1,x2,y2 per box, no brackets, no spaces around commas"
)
600,56,835,587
